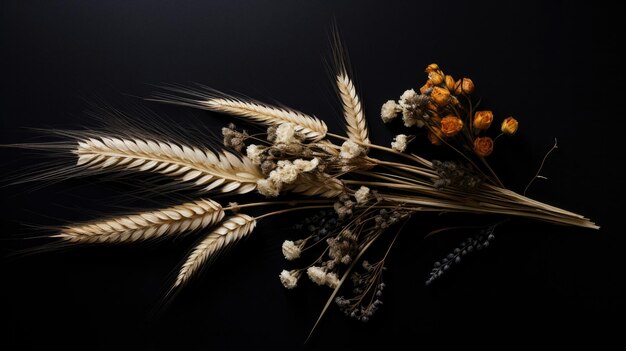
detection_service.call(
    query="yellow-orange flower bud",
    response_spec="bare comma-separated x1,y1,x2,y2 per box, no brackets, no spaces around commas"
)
429,72,444,85
454,78,475,95
501,117,519,135
440,116,464,137
420,80,433,94
474,137,494,157
430,86,451,106
445,75,455,91
473,110,493,130
428,128,443,145
425,63,439,73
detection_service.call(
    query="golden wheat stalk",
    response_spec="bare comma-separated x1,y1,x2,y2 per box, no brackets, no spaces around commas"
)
200,97,328,141
75,137,263,194
336,72,369,145
54,199,225,243
174,214,256,288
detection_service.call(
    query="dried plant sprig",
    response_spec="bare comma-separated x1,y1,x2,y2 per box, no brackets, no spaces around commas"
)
75,136,262,194
425,222,499,286
174,214,256,288
54,199,225,244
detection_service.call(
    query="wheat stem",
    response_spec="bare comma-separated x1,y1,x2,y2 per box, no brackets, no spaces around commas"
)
327,132,431,167
222,200,335,211
254,205,335,220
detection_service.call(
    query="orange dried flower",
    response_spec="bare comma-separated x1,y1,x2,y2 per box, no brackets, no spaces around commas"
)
501,116,519,135
429,72,444,85
445,75,455,91
420,80,433,94
430,86,451,106
473,110,493,130
425,63,440,73
428,128,443,145
474,137,494,157
440,116,464,137
454,78,475,95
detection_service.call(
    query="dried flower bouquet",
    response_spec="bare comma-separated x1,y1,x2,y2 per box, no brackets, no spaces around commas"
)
20,42,597,334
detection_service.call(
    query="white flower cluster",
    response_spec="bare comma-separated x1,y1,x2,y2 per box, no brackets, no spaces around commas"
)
354,186,370,204
257,157,320,197
246,144,265,165
279,269,300,289
391,134,409,152
306,266,340,288
381,89,429,128
340,140,363,160
281,240,301,260
399,89,422,127
381,100,400,123
275,122,298,144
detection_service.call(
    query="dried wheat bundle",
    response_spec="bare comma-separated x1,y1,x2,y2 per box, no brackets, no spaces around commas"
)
15,37,598,339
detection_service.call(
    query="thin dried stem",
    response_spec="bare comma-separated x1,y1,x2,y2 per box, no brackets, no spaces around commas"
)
524,138,558,196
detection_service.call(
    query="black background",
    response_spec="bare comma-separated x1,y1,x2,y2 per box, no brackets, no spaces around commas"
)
0,1,621,349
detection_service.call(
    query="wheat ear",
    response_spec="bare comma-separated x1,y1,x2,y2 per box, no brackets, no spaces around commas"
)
287,173,344,198
75,137,263,194
202,98,328,141
152,87,327,140
54,199,224,244
174,214,256,288
336,72,369,145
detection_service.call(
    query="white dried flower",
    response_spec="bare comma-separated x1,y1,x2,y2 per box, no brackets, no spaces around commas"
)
246,144,264,165
326,272,340,289
270,160,299,184
381,100,399,123
228,202,240,213
399,89,418,108
279,269,299,289
354,186,370,204
340,140,362,159
306,266,327,286
281,240,301,260
293,157,319,172
275,122,297,144
256,178,281,197
391,134,408,152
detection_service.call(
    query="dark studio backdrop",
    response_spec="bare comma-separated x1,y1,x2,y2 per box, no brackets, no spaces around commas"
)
0,1,621,349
